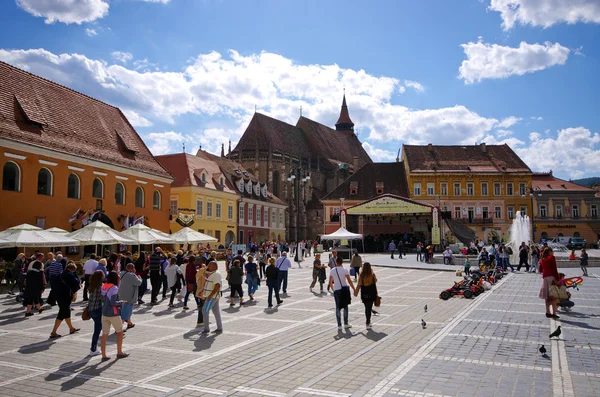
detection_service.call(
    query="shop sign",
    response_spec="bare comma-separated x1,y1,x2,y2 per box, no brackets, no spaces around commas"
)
346,196,431,215
539,224,576,229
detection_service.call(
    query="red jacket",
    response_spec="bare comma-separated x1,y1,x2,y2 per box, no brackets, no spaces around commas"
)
539,255,559,280
185,261,197,283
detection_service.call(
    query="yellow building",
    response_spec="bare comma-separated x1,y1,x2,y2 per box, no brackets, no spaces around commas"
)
156,152,238,247
402,143,532,244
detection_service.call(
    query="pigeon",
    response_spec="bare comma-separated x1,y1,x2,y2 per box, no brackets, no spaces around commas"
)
539,345,546,355
549,326,562,339
424,304,428,313
421,319,426,329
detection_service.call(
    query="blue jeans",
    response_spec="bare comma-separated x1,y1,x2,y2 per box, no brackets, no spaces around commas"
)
120,302,134,321
333,290,349,327
246,276,258,296
90,309,102,352
184,283,201,307
138,277,147,301
277,271,288,293
161,275,168,298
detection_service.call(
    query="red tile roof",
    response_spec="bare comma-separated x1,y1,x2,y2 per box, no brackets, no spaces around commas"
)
0,61,171,179
533,173,597,192
403,144,530,173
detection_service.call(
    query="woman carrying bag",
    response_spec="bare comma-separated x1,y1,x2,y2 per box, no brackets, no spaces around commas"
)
354,262,378,330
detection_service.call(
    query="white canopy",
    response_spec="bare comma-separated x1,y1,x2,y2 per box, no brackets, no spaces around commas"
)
46,227,69,234
0,238,12,248
170,227,217,244
67,221,136,245
120,224,174,245
0,224,80,247
320,227,363,240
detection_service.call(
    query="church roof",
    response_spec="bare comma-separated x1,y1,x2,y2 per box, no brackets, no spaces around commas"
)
0,60,171,179
403,144,531,174
322,162,409,201
335,94,354,128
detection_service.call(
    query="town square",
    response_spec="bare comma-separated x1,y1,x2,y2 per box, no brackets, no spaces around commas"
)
1,1,600,396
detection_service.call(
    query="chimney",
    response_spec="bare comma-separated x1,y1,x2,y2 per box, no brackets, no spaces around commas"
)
427,143,433,152
481,142,487,152
353,156,359,172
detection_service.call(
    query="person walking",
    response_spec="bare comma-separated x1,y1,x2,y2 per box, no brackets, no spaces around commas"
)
353,262,377,330
350,251,362,282
275,251,292,295
82,254,98,301
118,264,142,329
530,245,540,273
517,242,529,272
86,270,104,356
266,257,283,308
329,256,355,330
398,240,404,259
165,258,182,308
49,262,80,338
310,253,327,293
195,262,208,327
228,259,244,306
258,249,267,279
327,250,337,293
389,240,396,259
580,248,589,276
23,260,45,317
202,261,223,334
8,253,26,296
46,253,63,307
539,247,560,319
134,251,148,304
416,242,423,262
244,256,259,300
100,271,128,360
160,254,169,300
183,256,201,310
96,258,108,277
149,248,165,305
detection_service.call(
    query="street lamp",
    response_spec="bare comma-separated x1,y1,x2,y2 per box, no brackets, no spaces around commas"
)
287,168,310,261
523,186,542,243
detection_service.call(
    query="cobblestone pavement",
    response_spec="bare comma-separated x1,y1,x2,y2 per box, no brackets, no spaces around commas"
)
0,262,598,397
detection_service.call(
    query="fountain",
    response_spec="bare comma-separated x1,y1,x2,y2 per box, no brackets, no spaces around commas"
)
507,211,531,254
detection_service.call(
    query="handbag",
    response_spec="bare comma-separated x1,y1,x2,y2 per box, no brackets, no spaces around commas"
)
548,284,568,300
375,295,381,307
81,306,90,321
333,268,351,308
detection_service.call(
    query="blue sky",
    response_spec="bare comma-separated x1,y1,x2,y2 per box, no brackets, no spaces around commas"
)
1,0,599,179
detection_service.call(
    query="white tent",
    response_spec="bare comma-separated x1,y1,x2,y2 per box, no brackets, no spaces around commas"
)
170,227,217,244
0,224,80,247
67,221,136,245
46,227,69,234
320,227,363,240
0,238,12,248
120,224,174,245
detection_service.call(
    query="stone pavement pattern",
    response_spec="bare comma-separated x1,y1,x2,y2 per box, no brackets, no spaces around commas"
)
0,259,598,397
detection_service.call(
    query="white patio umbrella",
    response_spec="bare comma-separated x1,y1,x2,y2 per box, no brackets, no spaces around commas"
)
0,223,80,247
320,227,365,259
120,224,174,245
46,227,69,234
170,227,217,244
0,238,12,248
66,220,136,245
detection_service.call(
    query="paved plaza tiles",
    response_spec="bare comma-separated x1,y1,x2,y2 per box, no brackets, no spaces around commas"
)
0,256,599,397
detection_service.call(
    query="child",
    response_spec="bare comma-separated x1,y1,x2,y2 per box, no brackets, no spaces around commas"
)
464,256,471,275
569,250,576,260
580,249,588,276
557,273,574,309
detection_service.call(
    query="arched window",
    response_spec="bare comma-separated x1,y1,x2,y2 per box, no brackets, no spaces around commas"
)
2,162,20,192
135,186,144,208
153,190,161,210
115,182,125,205
67,173,80,199
272,171,280,197
92,178,104,198
37,168,52,196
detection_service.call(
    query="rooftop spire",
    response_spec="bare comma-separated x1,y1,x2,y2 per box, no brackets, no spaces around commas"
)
335,91,354,131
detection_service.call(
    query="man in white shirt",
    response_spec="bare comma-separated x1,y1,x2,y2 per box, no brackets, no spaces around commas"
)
443,247,453,265
82,254,99,301
329,256,356,330
275,251,292,294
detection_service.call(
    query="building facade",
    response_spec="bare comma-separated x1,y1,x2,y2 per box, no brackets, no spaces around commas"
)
532,172,600,245
0,61,173,232
402,143,533,244
229,95,372,241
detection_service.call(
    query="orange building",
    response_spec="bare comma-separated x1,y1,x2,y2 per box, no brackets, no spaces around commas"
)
0,61,173,233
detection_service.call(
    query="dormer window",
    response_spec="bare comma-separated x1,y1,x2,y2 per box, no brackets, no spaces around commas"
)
349,181,358,195
201,173,207,183
376,181,384,195
243,171,249,177
116,130,138,155
235,169,241,175
15,94,45,128
219,177,224,185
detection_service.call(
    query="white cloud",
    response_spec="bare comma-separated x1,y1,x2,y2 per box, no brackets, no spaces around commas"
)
481,134,525,147
145,131,187,155
398,86,406,94
496,129,513,137
362,142,397,162
489,0,600,30
141,0,171,2
404,80,425,92
85,28,98,37
16,0,109,24
0,47,500,153
498,116,522,128
111,51,133,64
515,127,600,178
574,46,585,57
121,109,153,127
459,39,570,84
531,116,543,121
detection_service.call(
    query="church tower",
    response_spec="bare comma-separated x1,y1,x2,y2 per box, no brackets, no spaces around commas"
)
335,93,355,132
